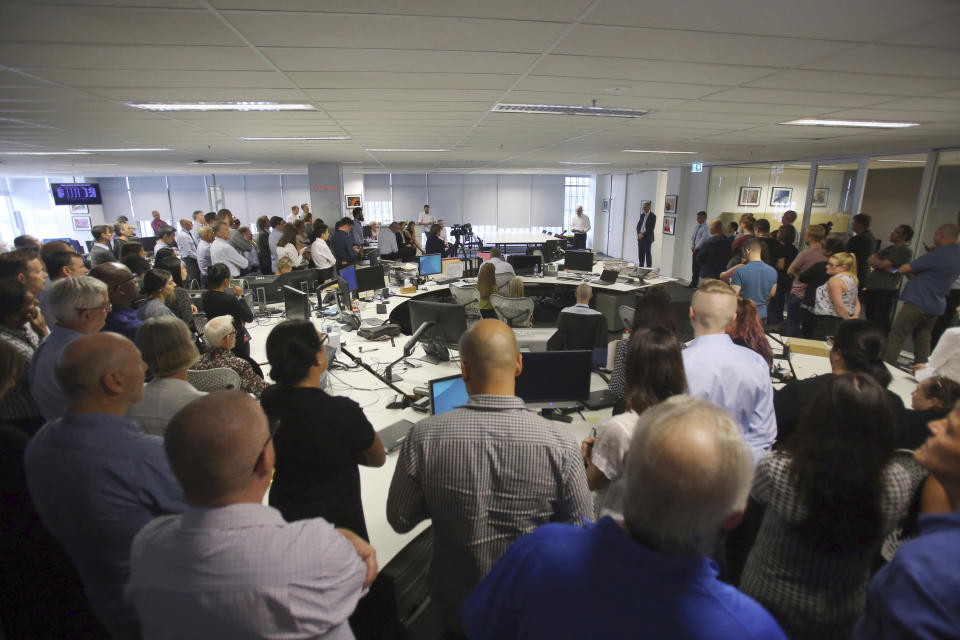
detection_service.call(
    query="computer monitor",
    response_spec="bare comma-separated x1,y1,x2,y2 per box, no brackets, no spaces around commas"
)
419,253,442,276
338,264,358,292
515,350,591,404
140,236,158,253
355,264,386,294
429,374,469,415
564,250,593,272
507,254,542,276
44,238,85,254
282,285,309,320
408,300,469,363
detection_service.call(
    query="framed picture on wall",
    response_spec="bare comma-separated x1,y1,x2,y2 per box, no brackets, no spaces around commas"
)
662,215,676,235
345,194,362,208
601,198,610,213
71,216,91,231
738,186,761,206
69,204,88,214
770,187,793,206
664,194,678,213
811,187,829,207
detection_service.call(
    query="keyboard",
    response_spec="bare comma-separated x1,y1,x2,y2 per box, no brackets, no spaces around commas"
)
435,277,462,286
557,275,584,281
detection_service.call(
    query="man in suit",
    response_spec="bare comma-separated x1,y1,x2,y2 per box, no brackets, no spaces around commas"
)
636,202,656,268
90,225,115,267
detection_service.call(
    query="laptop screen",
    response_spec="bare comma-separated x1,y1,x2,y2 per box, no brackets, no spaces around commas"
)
429,374,469,415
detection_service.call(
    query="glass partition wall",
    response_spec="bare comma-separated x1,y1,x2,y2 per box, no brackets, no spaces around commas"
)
706,163,811,231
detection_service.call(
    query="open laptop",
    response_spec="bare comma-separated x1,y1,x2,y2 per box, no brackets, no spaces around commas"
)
378,374,469,453
589,268,619,286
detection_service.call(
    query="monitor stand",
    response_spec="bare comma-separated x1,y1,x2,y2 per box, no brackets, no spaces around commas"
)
418,340,450,365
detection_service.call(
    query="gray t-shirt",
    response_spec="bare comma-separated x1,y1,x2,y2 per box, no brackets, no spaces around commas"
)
866,245,913,290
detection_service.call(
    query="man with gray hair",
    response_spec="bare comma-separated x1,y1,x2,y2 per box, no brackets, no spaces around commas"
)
682,279,776,460
209,220,248,277
126,391,373,639
25,332,185,639
560,282,601,316
464,396,786,639
29,275,110,421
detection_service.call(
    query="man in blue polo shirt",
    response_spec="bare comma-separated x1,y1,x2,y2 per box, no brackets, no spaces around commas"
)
885,224,960,365
852,399,960,639
731,237,778,320
463,396,786,640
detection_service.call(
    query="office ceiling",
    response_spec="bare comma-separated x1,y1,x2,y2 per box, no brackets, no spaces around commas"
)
0,0,959,176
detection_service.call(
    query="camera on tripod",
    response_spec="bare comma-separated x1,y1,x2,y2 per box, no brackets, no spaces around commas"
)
450,223,472,239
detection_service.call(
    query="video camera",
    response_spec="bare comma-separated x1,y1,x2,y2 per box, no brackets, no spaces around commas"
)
450,223,472,239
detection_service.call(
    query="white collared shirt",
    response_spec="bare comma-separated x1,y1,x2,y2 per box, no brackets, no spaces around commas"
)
571,214,591,233
209,237,248,277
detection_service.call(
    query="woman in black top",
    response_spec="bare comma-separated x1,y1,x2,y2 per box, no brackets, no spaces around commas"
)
201,263,256,366
774,319,906,447
255,215,273,275
424,223,448,257
261,320,386,538
155,251,199,340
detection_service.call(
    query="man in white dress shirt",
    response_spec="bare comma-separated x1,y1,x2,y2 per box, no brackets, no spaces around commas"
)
177,218,200,286
209,221,248,277
570,206,591,249
689,211,709,288
126,391,375,640
681,279,776,461
286,204,300,223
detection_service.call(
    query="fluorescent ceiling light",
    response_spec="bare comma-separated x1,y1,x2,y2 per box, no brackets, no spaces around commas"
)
874,159,925,163
558,161,609,165
71,147,171,152
493,103,648,118
194,161,251,165
241,136,350,141
128,102,316,112
622,149,697,154
365,148,448,152
0,151,91,155
780,118,919,129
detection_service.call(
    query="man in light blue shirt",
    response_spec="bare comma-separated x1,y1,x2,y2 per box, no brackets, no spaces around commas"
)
731,237,778,319
682,279,776,461
689,210,709,287
30,276,110,422
177,217,200,286
26,333,185,638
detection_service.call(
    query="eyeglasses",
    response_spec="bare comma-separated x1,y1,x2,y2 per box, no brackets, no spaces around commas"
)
77,302,113,313
252,418,281,474
111,273,138,289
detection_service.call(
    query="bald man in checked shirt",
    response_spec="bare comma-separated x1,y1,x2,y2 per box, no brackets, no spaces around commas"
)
386,319,591,636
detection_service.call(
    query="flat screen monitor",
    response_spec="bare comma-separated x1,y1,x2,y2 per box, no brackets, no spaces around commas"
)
429,374,469,415
282,285,309,320
355,264,385,294
508,254,542,276
564,250,594,272
408,300,468,345
419,253,442,276
515,350,591,403
139,237,158,253
44,238,85,254
338,265,357,292
50,182,102,206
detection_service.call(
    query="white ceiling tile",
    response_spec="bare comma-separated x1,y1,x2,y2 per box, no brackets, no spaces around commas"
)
802,44,960,79
878,11,960,48
866,97,960,112
261,48,536,74
209,0,592,20
676,101,831,116
90,88,310,101
515,76,726,100
533,55,776,86
745,69,960,96
702,88,886,108
305,88,502,102
584,0,957,41
932,89,960,99
0,6,241,45
221,11,567,51
498,92,685,110
25,70,295,90
289,72,515,90
555,25,851,67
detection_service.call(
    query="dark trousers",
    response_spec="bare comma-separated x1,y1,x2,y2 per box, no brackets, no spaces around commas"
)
573,232,587,249
691,254,701,287
785,294,806,337
637,240,653,268
932,288,960,348
182,256,201,289
885,301,936,364
864,288,899,334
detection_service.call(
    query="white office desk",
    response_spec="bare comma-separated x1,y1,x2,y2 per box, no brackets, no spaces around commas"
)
246,303,612,566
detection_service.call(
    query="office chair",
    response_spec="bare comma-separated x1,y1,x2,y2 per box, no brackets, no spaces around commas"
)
186,367,242,392
618,305,635,331
490,294,534,328
547,312,609,351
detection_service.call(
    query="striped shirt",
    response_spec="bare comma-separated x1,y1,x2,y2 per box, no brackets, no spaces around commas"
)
386,394,592,632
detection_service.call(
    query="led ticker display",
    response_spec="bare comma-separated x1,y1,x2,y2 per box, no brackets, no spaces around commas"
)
51,183,102,205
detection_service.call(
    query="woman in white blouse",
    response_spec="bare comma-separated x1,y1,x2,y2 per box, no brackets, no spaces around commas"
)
276,226,307,270
581,326,686,520
310,222,336,282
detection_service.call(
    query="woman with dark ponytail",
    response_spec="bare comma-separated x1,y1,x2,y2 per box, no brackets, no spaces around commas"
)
773,319,904,445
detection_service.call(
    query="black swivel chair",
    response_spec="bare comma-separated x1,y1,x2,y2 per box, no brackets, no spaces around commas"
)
547,312,609,351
